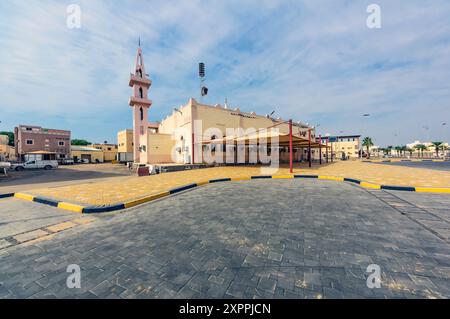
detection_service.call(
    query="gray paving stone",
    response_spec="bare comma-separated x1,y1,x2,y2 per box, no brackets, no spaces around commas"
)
1,180,450,299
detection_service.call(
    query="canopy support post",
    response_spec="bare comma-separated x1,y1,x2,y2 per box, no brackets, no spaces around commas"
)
289,119,293,174
319,134,322,165
308,129,312,168
326,138,329,163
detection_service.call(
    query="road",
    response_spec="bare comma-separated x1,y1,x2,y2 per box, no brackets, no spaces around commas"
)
1,179,450,299
372,161,450,172
0,163,133,194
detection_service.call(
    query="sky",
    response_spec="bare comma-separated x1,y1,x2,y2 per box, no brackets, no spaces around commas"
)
0,0,449,146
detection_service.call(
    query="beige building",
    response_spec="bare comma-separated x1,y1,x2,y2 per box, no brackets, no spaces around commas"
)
0,135,16,161
90,143,118,162
319,135,361,160
118,129,134,153
127,45,322,166
71,146,103,163
138,98,317,164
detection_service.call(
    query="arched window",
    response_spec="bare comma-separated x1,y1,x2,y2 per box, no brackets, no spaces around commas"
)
138,69,142,77
140,107,143,121
139,87,144,99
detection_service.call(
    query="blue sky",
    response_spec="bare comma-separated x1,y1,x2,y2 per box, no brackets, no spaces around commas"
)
0,0,449,146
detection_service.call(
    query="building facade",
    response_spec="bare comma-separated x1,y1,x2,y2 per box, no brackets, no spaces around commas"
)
14,125,71,162
71,146,103,163
0,135,16,161
128,46,317,165
90,143,118,162
319,135,361,160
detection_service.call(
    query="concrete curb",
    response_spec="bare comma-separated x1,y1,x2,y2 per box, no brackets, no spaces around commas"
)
3,175,450,214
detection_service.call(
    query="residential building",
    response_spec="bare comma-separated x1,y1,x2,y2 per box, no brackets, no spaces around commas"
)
0,135,16,161
90,143,118,162
14,125,71,162
71,146,103,163
319,135,361,160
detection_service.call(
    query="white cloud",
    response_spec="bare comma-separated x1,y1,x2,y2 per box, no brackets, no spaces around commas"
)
0,0,449,145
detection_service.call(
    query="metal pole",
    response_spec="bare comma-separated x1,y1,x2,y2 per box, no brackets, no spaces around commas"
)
308,129,312,168
326,138,329,163
331,141,334,162
192,132,195,164
319,134,322,165
289,119,293,174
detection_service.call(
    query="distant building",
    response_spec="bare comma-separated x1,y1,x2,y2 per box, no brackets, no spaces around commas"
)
0,135,16,161
319,135,361,159
117,129,134,163
90,143,118,162
71,146,103,163
14,125,71,162
406,140,449,157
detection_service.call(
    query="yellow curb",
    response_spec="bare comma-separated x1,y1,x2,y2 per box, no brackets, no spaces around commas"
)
47,221,77,233
360,182,381,190
415,187,450,194
124,191,170,209
58,202,84,213
272,175,294,179
319,176,345,182
13,229,49,243
14,193,34,201
231,177,252,181
196,180,210,186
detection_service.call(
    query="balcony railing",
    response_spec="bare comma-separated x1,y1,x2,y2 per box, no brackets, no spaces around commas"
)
129,74,152,86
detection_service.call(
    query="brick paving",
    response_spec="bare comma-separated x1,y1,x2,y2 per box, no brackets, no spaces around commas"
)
1,180,450,299
19,161,450,206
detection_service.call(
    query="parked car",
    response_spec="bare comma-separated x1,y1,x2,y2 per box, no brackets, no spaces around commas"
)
10,160,58,171
60,159,75,165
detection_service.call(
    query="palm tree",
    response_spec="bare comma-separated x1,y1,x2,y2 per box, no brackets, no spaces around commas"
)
431,142,443,158
405,147,414,157
394,146,402,157
414,144,427,158
386,146,393,156
362,137,374,159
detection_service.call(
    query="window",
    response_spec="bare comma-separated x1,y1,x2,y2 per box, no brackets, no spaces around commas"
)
26,127,32,131
58,141,65,146
139,87,144,99
140,107,144,121
26,139,34,145
107,147,112,151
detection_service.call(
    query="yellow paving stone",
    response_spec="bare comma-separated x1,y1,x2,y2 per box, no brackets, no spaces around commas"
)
72,217,96,225
13,229,49,243
24,161,450,207
47,221,77,233
22,234,55,246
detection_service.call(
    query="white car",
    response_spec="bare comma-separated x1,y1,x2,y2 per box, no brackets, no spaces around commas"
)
10,160,59,171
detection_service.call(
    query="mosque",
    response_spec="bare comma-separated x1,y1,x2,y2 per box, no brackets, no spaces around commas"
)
125,45,324,167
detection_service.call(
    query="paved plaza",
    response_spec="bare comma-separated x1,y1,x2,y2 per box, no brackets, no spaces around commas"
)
1,180,450,299
10,161,450,206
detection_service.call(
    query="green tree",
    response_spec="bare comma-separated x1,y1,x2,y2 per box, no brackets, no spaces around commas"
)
0,131,14,146
431,142,443,157
414,144,427,158
362,137,374,158
71,139,91,146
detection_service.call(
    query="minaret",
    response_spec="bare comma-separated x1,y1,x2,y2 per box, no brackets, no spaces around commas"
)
129,41,152,164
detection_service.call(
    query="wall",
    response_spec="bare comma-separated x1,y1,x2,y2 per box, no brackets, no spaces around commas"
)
71,150,104,163
15,125,71,160
147,133,176,164
117,130,134,153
